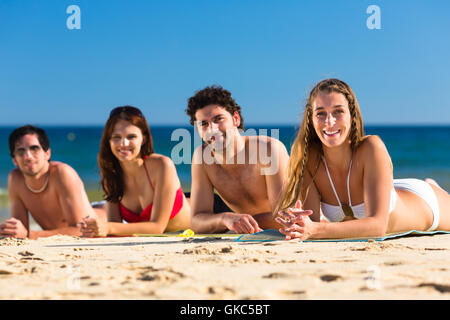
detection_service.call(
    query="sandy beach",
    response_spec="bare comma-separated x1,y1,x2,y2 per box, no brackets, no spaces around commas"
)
0,233,449,300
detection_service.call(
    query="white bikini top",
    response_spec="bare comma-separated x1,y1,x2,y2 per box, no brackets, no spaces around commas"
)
320,157,397,222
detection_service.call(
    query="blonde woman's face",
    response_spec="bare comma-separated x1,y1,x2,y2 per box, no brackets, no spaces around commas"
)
311,91,352,148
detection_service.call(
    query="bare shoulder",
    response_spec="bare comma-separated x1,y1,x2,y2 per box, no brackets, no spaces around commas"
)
8,168,24,194
8,167,23,182
357,135,393,171
358,135,389,157
192,144,216,169
50,161,79,178
192,145,205,164
147,153,175,170
50,162,83,187
249,135,289,155
147,154,177,182
305,146,321,172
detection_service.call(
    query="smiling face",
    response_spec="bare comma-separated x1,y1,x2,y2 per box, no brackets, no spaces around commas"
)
109,119,145,162
311,91,352,149
12,134,51,177
194,104,241,151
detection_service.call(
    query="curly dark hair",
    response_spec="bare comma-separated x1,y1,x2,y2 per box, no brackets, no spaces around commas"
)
186,85,245,130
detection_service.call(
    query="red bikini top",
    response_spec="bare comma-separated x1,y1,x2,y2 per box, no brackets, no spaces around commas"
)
119,159,183,223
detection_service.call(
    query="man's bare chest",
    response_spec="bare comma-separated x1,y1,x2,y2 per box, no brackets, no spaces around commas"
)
205,164,267,206
21,188,67,229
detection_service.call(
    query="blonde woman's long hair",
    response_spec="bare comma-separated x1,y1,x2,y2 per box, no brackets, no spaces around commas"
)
275,79,365,214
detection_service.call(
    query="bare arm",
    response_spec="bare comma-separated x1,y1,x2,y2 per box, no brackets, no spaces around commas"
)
106,156,182,235
279,136,394,240
311,136,393,239
29,165,92,239
300,167,321,222
189,146,261,234
190,146,227,233
0,171,30,238
106,201,122,222
257,138,290,229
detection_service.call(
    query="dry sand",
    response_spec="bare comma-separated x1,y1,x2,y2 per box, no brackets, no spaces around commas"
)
0,233,449,300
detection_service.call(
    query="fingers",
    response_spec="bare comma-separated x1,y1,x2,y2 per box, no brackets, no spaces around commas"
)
277,210,296,220
234,218,253,234
230,215,261,234
0,226,21,237
82,217,99,228
78,217,99,238
81,231,96,238
276,209,311,228
247,216,261,234
287,208,313,216
0,221,18,235
0,228,17,236
2,219,19,229
274,216,292,228
279,224,305,241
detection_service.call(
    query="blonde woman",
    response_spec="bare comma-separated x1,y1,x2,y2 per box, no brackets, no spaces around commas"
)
275,79,449,240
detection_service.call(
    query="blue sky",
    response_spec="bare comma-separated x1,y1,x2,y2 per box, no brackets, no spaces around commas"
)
1,0,449,126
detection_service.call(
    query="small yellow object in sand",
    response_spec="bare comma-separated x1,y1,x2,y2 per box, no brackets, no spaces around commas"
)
177,229,195,238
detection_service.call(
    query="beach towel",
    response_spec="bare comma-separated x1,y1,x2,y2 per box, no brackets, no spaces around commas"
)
132,229,239,238
234,228,450,242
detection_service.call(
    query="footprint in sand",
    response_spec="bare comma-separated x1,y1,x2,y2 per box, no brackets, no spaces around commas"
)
207,286,236,295
262,272,290,279
418,283,450,293
383,261,403,266
263,243,281,247
320,274,342,282
18,251,43,261
182,245,235,255
0,269,14,275
137,266,185,283
279,289,307,298
22,266,38,274
18,251,34,257
206,286,237,299
0,238,28,246
350,243,414,252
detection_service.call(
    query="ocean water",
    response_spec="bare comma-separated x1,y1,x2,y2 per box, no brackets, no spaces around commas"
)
1,125,449,210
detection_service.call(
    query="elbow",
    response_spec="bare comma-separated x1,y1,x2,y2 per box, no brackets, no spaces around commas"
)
373,227,387,238
190,213,220,234
369,218,388,238
189,216,204,234
153,224,166,234
142,221,166,234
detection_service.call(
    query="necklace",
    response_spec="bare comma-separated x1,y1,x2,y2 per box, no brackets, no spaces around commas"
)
25,173,49,194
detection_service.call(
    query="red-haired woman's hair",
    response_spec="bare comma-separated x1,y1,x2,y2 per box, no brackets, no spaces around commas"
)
98,106,154,203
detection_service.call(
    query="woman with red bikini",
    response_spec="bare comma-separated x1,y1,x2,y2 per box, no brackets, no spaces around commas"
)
80,106,191,237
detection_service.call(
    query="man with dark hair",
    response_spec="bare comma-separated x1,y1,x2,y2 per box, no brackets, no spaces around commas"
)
186,85,289,234
1,125,104,239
